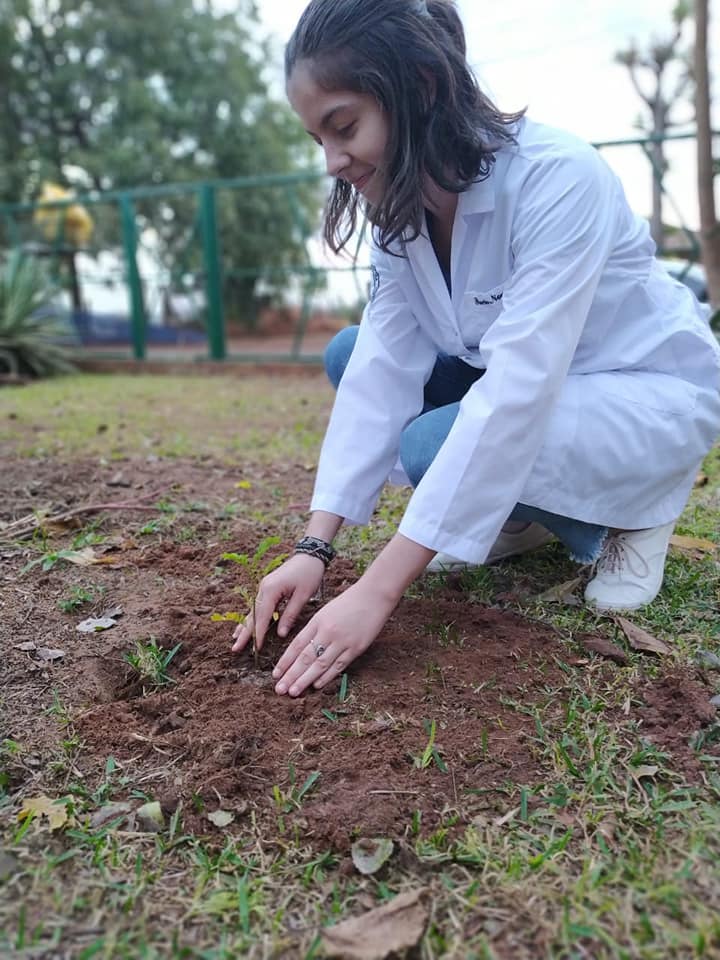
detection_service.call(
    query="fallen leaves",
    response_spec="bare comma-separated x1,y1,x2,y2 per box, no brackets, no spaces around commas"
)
615,617,671,656
536,577,583,606
18,795,72,830
77,606,124,633
207,810,235,829
350,838,394,876
14,642,65,662
580,635,629,665
321,889,429,960
670,534,717,556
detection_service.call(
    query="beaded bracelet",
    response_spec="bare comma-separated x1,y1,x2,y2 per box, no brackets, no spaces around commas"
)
294,535,336,567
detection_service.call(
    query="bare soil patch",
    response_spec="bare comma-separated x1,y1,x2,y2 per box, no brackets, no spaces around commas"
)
2,457,716,850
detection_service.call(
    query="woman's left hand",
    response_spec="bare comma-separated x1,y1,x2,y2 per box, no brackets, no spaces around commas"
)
272,581,397,697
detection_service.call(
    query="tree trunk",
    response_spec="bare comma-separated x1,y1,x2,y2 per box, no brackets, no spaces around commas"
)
695,0,720,307
651,101,666,250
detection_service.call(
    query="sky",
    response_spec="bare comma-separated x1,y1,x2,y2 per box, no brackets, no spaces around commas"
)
247,0,716,303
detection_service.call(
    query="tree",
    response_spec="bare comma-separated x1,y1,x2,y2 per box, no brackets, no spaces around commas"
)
0,0,322,326
615,3,692,249
694,0,720,307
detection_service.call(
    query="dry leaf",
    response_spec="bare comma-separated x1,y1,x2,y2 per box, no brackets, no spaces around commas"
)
615,617,671,656
351,838,394,875
536,577,583,605
76,617,117,633
65,547,121,567
136,801,165,832
670,534,716,554
321,889,429,960
18,795,71,830
694,473,709,487
632,764,659,780
595,815,617,846
207,810,235,828
494,807,520,827
581,636,629,665
35,647,65,661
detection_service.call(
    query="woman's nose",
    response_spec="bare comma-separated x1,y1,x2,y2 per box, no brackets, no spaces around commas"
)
325,144,349,178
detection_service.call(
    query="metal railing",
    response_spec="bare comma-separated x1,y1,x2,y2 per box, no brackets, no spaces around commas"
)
0,130,711,363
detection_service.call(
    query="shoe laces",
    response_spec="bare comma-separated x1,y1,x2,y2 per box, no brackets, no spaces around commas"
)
595,532,650,579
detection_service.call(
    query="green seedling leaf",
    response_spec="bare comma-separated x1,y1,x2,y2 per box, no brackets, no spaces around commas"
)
207,810,235,828
338,673,349,703
221,552,249,566
297,770,321,802
234,480,252,489
210,612,244,623
351,837,394,876
253,536,281,564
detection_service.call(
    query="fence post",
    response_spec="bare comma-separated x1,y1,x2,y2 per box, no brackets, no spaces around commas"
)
119,194,146,360
199,184,225,361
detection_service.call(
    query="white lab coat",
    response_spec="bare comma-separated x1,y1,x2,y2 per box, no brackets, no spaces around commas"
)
311,119,720,563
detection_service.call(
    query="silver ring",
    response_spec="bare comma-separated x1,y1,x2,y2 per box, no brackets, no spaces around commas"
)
313,643,326,658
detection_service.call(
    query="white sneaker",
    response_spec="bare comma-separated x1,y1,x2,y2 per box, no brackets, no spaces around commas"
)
584,521,675,611
426,522,554,573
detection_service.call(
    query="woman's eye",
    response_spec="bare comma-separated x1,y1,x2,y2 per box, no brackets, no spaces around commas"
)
338,123,356,138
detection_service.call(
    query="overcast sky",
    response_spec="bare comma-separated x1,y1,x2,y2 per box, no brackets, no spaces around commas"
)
252,0,717,230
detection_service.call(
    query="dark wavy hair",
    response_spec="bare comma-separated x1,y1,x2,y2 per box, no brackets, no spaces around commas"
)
285,0,525,255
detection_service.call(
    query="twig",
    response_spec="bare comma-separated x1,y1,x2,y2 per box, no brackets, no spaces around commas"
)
0,489,170,542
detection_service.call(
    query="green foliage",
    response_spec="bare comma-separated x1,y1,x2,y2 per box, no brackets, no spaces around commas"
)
58,586,97,613
124,637,181,691
0,252,74,377
0,0,323,326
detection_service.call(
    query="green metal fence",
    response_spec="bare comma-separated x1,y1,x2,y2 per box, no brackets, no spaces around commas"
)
0,130,708,364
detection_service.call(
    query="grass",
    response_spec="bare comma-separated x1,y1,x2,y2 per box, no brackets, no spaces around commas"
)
0,373,330,462
1,371,720,958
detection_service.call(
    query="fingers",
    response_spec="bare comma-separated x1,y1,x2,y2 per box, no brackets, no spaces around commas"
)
272,624,349,698
276,590,312,638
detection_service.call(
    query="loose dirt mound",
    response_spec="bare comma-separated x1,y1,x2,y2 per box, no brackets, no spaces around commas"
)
2,458,717,851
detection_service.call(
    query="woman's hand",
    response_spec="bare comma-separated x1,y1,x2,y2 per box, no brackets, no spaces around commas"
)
231,553,326,653
271,580,398,697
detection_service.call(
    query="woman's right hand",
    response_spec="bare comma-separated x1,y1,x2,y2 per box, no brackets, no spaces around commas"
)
230,553,326,653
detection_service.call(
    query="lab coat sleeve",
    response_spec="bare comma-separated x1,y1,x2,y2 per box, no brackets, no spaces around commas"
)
398,146,621,561
310,245,437,524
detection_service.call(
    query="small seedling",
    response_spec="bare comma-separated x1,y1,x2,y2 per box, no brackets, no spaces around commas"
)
58,586,96,613
272,764,321,813
21,548,79,574
413,719,447,772
124,637,181,691
222,537,288,659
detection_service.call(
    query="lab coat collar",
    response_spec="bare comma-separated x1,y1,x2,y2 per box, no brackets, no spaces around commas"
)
459,170,496,217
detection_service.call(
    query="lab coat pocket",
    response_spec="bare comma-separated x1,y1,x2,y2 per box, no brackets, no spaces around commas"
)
460,284,506,348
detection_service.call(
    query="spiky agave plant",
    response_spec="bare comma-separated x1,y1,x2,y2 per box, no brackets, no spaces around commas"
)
0,251,75,377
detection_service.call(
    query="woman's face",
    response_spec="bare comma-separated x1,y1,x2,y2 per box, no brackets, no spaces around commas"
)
287,60,390,206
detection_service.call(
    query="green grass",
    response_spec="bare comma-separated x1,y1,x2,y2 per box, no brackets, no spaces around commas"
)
2,371,720,958
0,373,330,461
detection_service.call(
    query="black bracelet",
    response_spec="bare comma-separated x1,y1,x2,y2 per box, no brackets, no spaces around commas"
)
294,535,336,567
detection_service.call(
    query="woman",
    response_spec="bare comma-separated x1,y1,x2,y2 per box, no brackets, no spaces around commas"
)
231,0,720,697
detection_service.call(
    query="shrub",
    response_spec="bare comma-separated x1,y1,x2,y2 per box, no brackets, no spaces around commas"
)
0,251,75,377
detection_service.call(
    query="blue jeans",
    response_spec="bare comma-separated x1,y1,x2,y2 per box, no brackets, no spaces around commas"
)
325,325,609,564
